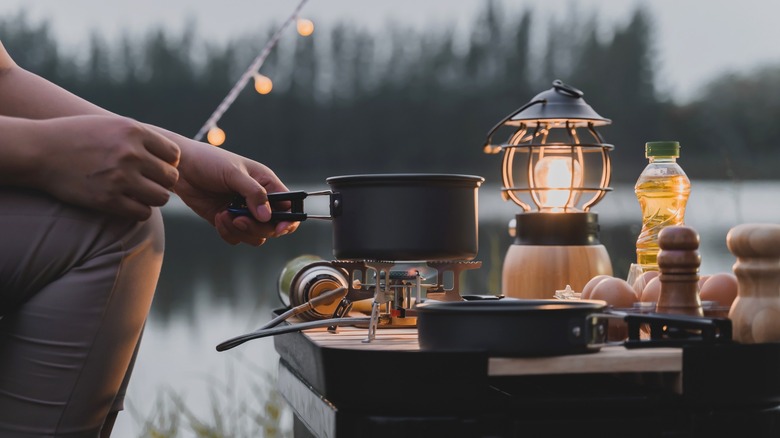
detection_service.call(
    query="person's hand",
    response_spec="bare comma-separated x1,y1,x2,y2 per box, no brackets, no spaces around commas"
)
173,141,298,246
34,115,180,220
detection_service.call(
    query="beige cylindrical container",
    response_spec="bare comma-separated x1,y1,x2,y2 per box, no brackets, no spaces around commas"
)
727,223,780,343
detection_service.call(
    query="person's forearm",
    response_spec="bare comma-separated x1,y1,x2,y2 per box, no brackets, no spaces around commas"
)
0,116,50,188
0,63,112,120
0,42,210,186
0,57,203,169
0,64,191,143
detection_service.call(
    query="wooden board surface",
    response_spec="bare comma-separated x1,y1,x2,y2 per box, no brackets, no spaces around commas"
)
488,346,681,375
297,322,683,375
303,325,419,351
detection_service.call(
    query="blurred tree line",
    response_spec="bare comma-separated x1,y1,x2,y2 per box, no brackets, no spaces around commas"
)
1,2,778,184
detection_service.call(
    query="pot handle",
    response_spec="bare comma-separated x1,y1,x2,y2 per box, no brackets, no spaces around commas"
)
227,190,339,221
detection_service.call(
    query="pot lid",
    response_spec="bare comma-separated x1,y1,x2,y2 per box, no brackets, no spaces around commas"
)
504,80,611,127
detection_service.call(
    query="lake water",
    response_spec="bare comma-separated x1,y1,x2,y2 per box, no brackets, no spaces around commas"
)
112,180,776,437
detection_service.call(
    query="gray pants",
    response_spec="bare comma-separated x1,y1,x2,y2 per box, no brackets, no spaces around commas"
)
0,188,164,437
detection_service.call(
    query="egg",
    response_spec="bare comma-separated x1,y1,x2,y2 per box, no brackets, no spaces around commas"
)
640,276,662,303
699,273,739,308
698,275,711,290
590,277,638,308
589,277,637,342
632,270,660,298
581,274,612,300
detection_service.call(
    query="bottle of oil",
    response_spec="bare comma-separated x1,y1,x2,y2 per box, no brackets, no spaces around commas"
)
635,141,691,270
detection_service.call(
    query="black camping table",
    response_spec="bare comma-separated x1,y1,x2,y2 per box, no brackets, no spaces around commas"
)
272,317,780,438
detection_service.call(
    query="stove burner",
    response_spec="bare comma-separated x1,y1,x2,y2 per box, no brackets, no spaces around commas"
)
331,259,482,342
281,256,482,342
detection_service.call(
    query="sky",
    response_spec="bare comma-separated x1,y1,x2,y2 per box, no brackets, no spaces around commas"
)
0,0,779,103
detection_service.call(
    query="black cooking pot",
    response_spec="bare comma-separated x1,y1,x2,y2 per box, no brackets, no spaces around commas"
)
230,173,485,261
416,299,732,357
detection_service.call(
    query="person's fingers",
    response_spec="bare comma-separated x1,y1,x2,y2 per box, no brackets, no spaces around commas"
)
229,177,271,223
229,216,275,244
215,213,241,245
141,127,181,166
227,164,296,223
215,211,275,246
109,196,153,221
125,176,171,207
253,170,292,217
139,157,179,191
251,193,272,223
274,220,299,236
249,164,289,193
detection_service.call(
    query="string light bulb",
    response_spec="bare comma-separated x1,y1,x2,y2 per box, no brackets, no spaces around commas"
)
253,73,273,95
193,0,310,143
296,18,314,36
207,126,226,146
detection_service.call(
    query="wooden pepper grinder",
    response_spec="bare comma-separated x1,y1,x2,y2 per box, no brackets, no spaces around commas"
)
727,223,780,343
655,225,703,317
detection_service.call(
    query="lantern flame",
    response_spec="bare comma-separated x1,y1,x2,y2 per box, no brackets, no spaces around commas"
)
533,155,583,212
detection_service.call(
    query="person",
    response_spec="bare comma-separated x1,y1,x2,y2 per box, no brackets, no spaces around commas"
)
0,40,298,437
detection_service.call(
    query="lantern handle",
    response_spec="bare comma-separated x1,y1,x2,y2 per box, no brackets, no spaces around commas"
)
552,79,584,98
483,99,546,153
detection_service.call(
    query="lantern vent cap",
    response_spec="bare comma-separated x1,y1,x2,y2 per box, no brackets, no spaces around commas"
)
507,79,611,127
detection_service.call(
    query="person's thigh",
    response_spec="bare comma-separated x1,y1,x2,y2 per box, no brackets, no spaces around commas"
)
0,189,164,437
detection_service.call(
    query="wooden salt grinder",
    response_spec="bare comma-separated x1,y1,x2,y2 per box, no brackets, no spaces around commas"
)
727,223,780,343
656,225,703,317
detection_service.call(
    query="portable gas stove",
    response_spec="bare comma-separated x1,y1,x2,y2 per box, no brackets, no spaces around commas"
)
280,257,482,342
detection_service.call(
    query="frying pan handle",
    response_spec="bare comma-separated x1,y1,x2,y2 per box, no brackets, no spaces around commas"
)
585,311,732,349
216,316,370,351
227,190,338,221
622,312,732,348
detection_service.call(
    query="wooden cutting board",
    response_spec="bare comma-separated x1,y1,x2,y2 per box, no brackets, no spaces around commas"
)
299,323,683,376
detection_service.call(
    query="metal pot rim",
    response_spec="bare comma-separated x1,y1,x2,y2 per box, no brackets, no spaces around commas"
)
326,173,485,186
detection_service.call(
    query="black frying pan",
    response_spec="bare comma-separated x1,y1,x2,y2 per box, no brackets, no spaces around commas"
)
415,299,732,357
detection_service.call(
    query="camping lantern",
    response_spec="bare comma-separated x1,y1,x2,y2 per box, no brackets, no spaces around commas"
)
483,80,614,298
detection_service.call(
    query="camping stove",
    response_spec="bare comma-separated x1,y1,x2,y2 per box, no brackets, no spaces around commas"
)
279,257,481,342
